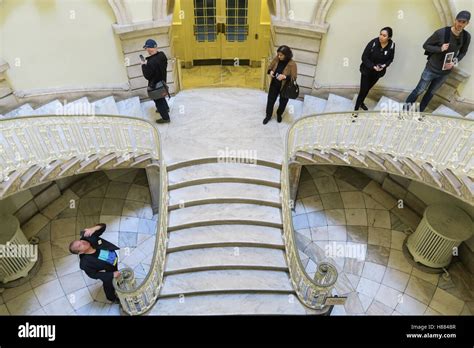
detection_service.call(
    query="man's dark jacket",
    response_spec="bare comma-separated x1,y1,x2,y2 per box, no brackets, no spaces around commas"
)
141,51,168,87
79,223,120,284
423,27,471,74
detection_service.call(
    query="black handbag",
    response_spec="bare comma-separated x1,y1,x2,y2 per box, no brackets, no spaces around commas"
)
147,81,170,100
281,78,299,99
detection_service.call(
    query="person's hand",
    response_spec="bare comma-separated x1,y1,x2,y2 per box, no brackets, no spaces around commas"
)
270,71,275,78
445,62,455,70
83,228,95,237
373,66,382,72
441,43,450,52
113,271,121,278
277,74,286,81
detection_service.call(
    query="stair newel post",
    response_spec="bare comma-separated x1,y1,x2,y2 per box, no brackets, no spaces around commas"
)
145,166,161,215
288,161,302,207
312,262,338,309
113,267,137,313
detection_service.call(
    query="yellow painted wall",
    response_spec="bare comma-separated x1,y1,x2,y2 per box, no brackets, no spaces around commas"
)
288,0,317,23
124,0,153,22
0,0,128,91
313,0,473,101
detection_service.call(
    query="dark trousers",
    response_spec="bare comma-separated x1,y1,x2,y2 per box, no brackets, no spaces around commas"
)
103,264,118,302
154,98,170,120
355,73,380,110
405,66,449,112
265,80,289,118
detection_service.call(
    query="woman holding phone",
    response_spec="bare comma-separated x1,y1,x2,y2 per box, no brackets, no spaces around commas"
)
354,27,395,111
264,45,297,124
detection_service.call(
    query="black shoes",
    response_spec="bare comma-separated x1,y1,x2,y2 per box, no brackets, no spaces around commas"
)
277,114,283,123
351,112,358,123
156,118,170,124
263,117,271,125
360,103,368,111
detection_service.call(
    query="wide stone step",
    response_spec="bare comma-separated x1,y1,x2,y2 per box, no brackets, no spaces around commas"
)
466,111,474,120
64,97,92,115
168,162,281,189
117,96,142,117
432,104,462,118
164,246,288,274
352,94,378,110
148,293,307,315
4,103,34,118
93,96,119,115
323,93,353,113
302,95,327,116
160,269,292,297
167,224,284,251
374,96,403,112
33,100,62,115
168,203,282,231
162,136,284,166
168,182,281,209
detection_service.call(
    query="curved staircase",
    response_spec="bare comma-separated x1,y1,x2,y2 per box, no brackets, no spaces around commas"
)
1,87,472,315
149,159,314,315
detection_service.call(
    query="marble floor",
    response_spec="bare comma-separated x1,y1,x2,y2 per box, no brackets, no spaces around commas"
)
293,165,474,316
0,169,156,315
181,65,263,90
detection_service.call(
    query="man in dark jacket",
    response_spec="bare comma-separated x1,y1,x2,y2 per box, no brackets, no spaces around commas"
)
141,39,170,123
404,11,471,112
69,223,121,302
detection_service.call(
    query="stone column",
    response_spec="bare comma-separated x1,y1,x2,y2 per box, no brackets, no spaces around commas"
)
145,167,161,215
268,1,330,96
112,19,178,99
288,161,302,207
0,59,17,112
435,67,471,103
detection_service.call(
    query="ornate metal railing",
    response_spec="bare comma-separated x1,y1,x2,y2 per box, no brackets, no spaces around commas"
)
113,162,168,315
0,115,161,199
280,159,338,310
281,110,474,310
0,115,168,315
288,111,473,204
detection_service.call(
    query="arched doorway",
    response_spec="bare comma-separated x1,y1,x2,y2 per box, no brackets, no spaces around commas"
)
172,0,271,89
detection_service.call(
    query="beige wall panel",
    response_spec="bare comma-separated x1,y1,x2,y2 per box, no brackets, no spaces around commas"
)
0,0,128,91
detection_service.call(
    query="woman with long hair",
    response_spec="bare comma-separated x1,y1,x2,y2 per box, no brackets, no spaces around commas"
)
264,45,298,124
355,27,395,111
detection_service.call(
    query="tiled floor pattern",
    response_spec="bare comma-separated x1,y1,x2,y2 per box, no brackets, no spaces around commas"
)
293,165,474,316
0,169,157,315
181,65,263,90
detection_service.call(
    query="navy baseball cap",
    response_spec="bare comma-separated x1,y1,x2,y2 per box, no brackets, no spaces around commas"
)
143,39,157,48
456,11,471,21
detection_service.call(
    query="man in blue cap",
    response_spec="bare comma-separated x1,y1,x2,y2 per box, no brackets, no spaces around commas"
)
141,39,170,123
404,10,471,112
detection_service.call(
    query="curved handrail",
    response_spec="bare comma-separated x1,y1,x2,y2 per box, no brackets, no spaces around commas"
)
281,146,338,311
0,114,168,315
288,111,473,203
281,110,474,310
113,161,168,315
0,114,161,199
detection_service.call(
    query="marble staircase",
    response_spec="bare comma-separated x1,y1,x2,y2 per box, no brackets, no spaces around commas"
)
1,88,472,315
150,159,314,315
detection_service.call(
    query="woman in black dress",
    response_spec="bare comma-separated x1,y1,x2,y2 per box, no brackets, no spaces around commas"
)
355,27,395,111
